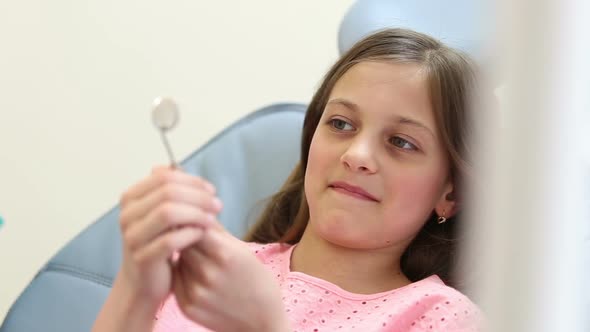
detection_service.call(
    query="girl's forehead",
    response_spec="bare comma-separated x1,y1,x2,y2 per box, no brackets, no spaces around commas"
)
326,61,435,127
334,61,427,92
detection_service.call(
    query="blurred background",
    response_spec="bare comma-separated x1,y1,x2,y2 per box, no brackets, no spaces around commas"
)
0,0,355,320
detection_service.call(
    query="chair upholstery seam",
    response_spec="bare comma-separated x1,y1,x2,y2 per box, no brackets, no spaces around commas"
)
43,262,114,288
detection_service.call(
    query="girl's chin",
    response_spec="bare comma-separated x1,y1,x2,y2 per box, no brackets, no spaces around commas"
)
314,218,369,242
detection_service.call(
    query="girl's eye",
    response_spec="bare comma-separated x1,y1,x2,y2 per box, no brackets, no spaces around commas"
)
330,119,355,131
390,136,417,151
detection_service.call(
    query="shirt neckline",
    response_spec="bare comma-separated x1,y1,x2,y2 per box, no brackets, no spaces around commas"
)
279,243,445,301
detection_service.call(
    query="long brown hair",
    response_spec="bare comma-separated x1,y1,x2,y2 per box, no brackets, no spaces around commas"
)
245,28,477,290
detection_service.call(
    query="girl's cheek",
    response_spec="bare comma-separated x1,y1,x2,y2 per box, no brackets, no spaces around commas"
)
388,171,443,208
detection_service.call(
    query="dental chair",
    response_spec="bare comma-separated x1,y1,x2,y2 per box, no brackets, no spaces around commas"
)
1,1,491,331
0,103,307,331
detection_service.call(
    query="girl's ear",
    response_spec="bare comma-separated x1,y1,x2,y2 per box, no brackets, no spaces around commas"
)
435,182,459,218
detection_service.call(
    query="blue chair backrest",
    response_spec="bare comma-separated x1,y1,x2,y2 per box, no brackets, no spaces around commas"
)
0,103,306,332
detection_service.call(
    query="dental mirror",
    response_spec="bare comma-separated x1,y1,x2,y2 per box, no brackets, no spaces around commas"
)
152,97,180,167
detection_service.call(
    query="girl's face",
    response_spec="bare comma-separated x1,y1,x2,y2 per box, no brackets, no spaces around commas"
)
304,61,456,250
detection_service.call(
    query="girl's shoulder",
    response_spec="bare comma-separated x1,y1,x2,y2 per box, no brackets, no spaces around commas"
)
243,242,293,277
402,276,486,331
244,241,292,261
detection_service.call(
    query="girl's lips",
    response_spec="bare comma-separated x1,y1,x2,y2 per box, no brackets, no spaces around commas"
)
329,181,379,202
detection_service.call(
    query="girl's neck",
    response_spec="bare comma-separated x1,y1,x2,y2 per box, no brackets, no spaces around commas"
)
290,228,412,295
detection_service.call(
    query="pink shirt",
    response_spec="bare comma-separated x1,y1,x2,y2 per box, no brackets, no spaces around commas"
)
154,243,484,332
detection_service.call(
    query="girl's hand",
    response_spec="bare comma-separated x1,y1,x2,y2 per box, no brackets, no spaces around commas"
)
116,166,222,307
173,229,291,332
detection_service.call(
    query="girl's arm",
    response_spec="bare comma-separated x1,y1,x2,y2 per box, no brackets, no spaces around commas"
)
91,275,159,332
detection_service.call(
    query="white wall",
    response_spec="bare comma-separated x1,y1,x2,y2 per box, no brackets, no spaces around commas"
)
0,0,354,320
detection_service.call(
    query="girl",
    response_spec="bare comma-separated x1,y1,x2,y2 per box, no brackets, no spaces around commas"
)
92,28,484,332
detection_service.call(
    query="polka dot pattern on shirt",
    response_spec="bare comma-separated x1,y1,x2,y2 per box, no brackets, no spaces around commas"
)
153,242,485,332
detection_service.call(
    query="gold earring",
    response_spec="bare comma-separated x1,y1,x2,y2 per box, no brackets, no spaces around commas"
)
437,212,447,224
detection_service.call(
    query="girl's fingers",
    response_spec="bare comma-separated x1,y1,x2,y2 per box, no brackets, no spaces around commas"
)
174,260,207,319
180,247,218,288
121,183,222,228
125,203,216,252
120,168,216,207
190,229,232,264
151,165,173,174
173,262,201,321
173,259,222,329
172,263,188,307
132,226,204,267
150,167,216,195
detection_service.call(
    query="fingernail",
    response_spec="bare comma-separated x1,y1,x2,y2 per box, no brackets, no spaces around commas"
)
206,182,216,193
212,198,222,210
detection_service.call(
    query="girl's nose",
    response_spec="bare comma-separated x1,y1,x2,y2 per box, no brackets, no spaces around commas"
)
340,137,378,174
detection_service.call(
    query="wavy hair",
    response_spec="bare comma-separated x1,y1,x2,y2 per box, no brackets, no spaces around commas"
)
245,28,477,290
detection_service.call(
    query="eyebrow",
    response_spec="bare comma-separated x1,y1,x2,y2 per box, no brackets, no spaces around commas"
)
326,98,436,137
